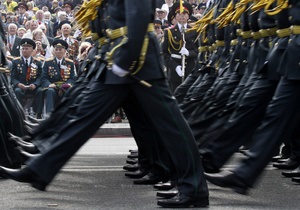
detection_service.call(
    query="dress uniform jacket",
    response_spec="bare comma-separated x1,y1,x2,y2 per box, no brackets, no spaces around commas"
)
11,57,42,87
281,0,300,79
162,24,198,91
41,57,76,87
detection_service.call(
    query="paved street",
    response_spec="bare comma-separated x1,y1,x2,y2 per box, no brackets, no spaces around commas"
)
0,136,300,209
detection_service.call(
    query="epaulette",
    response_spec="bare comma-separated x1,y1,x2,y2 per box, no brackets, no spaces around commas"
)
55,35,61,39
7,55,15,60
34,57,45,62
46,58,54,62
65,58,73,62
13,57,21,60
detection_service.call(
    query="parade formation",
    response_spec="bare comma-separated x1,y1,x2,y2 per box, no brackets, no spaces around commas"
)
0,0,300,208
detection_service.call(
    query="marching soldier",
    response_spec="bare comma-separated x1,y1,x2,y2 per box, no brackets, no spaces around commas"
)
42,39,76,116
161,1,198,92
0,0,209,208
10,38,44,118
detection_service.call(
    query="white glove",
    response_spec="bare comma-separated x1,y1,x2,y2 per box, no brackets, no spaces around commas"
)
112,64,129,77
73,29,82,39
175,65,183,77
179,47,189,56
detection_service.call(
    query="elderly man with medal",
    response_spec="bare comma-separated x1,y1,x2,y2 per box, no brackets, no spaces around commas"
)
10,38,44,118
41,39,76,116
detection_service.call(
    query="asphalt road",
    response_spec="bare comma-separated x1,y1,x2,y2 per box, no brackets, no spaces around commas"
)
0,137,300,209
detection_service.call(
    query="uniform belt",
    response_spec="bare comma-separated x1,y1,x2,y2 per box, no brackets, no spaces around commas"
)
259,27,277,38
251,31,261,40
171,54,181,59
230,39,238,46
215,40,225,47
198,46,208,53
236,29,242,36
291,25,300,35
98,37,107,46
276,28,291,38
106,23,154,40
240,30,252,39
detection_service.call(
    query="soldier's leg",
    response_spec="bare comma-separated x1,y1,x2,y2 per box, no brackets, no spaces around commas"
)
26,81,129,184
131,79,208,198
201,78,278,170
233,78,300,187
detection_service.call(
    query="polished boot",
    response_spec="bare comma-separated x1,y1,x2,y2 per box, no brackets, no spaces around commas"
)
272,154,290,162
24,120,39,129
7,132,32,143
129,149,138,153
126,158,138,165
123,164,139,172
36,113,43,119
125,170,149,179
0,166,47,191
202,156,220,173
282,167,300,178
154,181,175,191
133,172,162,185
17,147,40,161
8,135,39,154
205,171,249,195
27,115,43,124
127,154,138,159
273,158,300,170
156,187,178,199
291,177,300,183
157,193,209,208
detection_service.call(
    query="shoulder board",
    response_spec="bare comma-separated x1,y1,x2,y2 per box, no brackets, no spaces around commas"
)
55,36,61,39
64,58,73,62
33,57,41,61
46,58,54,62
13,57,21,60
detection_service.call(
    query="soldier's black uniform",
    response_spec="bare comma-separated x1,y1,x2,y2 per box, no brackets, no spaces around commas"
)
0,0,209,207
205,0,300,192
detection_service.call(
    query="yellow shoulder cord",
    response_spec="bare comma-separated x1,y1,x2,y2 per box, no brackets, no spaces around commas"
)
231,0,253,23
250,0,268,14
74,0,104,38
132,36,149,75
214,1,234,28
167,29,182,53
105,36,129,69
264,0,288,16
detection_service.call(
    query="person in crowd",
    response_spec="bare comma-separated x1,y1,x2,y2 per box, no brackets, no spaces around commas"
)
3,0,18,13
17,27,26,38
10,38,44,118
156,8,170,29
6,23,22,57
16,2,28,26
41,39,76,116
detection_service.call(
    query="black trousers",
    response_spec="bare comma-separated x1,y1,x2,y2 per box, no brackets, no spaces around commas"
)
202,77,278,169
234,78,300,187
188,71,241,146
27,78,208,198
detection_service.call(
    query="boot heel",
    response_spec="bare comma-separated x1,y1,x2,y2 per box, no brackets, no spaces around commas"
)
31,182,46,191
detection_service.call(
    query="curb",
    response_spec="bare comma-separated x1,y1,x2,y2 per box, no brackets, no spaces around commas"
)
95,123,132,137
